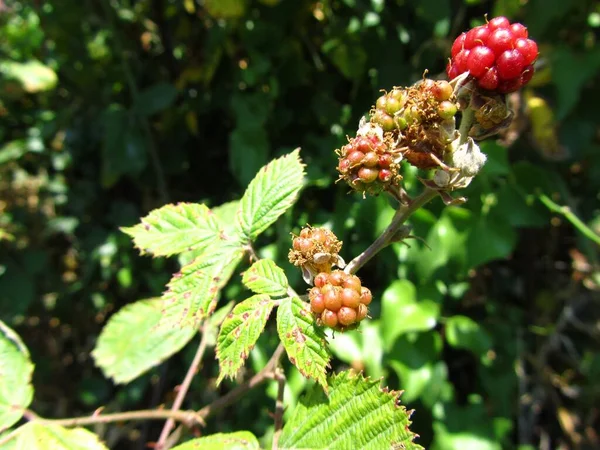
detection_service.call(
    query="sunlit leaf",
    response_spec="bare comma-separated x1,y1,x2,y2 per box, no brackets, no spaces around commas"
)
445,315,493,357
92,298,196,384
242,259,288,297
121,203,223,257
280,371,423,449
216,295,275,383
171,431,259,450
0,321,34,430
236,150,305,241
277,296,330,391
0,60,57,93
9,423,107,450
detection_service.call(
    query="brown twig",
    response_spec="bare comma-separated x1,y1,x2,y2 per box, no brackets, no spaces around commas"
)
155,322,211,449
272,368,286,450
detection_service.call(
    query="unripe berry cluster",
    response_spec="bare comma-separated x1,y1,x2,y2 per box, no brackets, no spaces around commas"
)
309,270,372,331
447,16,538,93
336,131,401,195
372,79,459,170
288,226,344,281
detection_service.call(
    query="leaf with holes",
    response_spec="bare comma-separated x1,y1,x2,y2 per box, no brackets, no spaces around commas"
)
236,149,305,240
277,296,330,392
160,244,244,328
280,371,423,449
242,259,288,297
170,431,259,450
0,321,34,430
216,295,275,384
8,423,108,449
92,298,196,384
121,203,223,257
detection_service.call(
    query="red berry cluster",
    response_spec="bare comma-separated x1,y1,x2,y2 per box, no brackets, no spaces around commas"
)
336,131,401,195
309,270,372,331
447,16,538,93
288,226,344,278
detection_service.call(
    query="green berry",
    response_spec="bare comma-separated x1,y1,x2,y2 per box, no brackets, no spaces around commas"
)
437,101,458,119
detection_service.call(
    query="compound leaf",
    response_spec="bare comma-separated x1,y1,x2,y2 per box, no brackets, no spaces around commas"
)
277,296,330,391
121,203,222,257
170,431,259,450
216,295,275,384
92,298,196,384
161,244,244,328
10,423,107,450
236,150,305,240
280,371,423,450
0,321,34,430
242,259,288,297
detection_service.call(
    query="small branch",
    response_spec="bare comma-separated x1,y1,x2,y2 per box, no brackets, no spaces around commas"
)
33,409,203,428
344,187,438,274
538,194,600,246
272,368,286,450
197,343,285,421
156,322,211,449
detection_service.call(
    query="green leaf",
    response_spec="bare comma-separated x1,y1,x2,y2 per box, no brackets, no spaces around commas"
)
229,126,270,187
133,82,178,116
121,203,223,257
242,259,288,296
91,298,196,384
9,423,107,449
327,321,384,378
381,280,440,350
216,294,275,384
0,60,57,93
236,150,305,241
170,431,259,450
161,244,244,327
0,321,34,430
277,296,330,391
279,371,423,449
465,215,517,269
445,315,493,357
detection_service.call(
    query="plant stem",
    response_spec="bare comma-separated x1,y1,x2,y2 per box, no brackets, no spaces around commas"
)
344,187,438,274
156,323,211,450
197,343,285,421
272,368,286,450
538,194,600,246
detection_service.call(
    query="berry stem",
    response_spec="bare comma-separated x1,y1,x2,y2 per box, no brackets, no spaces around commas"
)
458,105,475,145
344,186,439,274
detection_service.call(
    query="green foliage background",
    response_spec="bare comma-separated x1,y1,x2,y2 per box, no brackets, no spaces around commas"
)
1,0,599,448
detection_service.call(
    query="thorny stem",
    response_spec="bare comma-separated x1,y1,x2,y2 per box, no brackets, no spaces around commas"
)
345,101,477,275
0,409,205,446
272,368,286,450
538,194,600,246
156,322,211,450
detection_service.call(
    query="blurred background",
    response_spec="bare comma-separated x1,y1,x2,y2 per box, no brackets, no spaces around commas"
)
1,0,599,449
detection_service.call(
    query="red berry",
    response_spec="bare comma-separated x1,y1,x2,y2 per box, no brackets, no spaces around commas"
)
378,169,392,182
378,153,393,168
314,273,328,288
323,288,341,312
358,167,378,183
488,16,511,30
520,65,535,85
515,38,538,65
355,137,373,153
338,158,350,173
340,288,360,308
497,77,522,94
359,287,372,305
466,46,495,77
311,293,326,314
447,62,460,80
346,151,364,166
487,28,514,54
321,310,338,328
454,49,470,73
338,307,357,326
464,25,490,49
478,66,499,91
362,152,379,168
496,49,526,80
451,32,466,57
510,23,528,39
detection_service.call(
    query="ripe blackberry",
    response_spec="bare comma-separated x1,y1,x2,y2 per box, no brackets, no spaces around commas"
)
447,16,538,93
308,270,371,331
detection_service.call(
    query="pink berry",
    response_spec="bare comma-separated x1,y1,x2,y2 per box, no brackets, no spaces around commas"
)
510,23,528,39
496,49,526,80
487,28,514,55
515,38,538,65
488,16,511,30
464,25,491,49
